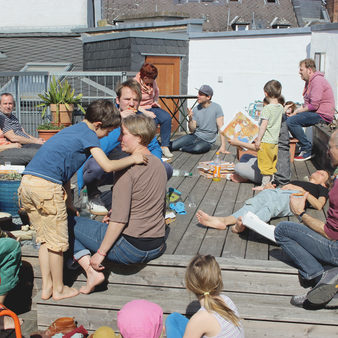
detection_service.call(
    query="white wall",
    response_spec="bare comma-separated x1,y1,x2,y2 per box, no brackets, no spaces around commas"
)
310,30,338,110
0,0,88,31
188,32,312,125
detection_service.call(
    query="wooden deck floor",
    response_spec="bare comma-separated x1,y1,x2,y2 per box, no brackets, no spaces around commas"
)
18,142,338,337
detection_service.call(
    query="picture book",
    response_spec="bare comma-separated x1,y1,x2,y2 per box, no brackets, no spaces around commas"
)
221,112,259,143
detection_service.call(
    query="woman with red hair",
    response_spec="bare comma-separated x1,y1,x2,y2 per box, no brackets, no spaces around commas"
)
134,63,173,158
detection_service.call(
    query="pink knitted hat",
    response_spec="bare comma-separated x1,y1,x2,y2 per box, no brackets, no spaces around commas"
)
117,299,163,338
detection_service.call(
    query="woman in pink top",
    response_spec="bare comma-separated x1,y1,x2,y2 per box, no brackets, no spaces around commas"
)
134,63,173,158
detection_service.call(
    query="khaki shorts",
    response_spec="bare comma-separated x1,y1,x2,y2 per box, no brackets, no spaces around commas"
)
18,175,69,252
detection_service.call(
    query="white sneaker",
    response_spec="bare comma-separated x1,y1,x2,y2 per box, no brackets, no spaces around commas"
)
87,200,108,216
162,146,174,158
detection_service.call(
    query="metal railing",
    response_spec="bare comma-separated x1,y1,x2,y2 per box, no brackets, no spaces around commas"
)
0,71,137,136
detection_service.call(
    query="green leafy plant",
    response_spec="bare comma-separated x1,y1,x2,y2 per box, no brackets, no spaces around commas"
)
37,122,65,130
0,173,22,181
37,76,86,118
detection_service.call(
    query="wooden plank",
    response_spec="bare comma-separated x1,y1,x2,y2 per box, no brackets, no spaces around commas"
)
36,284,338,325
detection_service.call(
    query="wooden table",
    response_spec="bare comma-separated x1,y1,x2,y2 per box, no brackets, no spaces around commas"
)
159,95,198,137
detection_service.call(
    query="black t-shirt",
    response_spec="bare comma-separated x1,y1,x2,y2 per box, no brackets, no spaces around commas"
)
291,180,328,208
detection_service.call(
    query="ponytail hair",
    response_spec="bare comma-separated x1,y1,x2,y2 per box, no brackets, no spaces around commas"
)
185,255,241,327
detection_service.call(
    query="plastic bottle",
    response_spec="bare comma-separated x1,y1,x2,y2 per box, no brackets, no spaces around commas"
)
212,152,221,182
172,169,193,177
79,188,91,217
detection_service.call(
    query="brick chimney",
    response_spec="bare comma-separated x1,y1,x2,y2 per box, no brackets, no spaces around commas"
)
326,0,338,22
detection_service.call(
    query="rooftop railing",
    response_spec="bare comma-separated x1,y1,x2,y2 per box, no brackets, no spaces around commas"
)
0,71,136,136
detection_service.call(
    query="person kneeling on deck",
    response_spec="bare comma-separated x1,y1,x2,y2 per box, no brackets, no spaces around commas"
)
170,85,228,155
275,130,338,308
70,115,167,294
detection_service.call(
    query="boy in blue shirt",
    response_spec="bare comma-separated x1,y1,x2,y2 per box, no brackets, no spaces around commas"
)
19,100,146,301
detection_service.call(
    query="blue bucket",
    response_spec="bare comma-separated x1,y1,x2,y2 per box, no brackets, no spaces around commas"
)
0,180,21,216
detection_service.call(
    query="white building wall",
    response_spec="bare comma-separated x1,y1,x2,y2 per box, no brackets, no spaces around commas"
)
310,30,338,110
0,0,87,31
188,32,312,125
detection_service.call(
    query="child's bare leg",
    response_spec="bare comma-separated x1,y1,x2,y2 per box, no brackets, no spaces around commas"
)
232,216,246,234
78,255,105,294
38,243,53,300
48,249,79,300
196,210,236,230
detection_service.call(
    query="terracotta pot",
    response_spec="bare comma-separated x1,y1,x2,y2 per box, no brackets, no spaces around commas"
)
50,104,74,127
38,129,61,141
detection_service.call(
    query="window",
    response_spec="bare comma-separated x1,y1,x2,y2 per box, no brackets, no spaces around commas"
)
234,24,249,31
314,53,326,73
228,0,241,2
265,0,278,3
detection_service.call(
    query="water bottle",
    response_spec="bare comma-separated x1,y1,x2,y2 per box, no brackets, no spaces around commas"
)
172,169,192,177
80,188,91,217
212,152,221,182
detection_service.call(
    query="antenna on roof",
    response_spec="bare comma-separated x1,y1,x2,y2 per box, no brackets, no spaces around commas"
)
227,8,230,31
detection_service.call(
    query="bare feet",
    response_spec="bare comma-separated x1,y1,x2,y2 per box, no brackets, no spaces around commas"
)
41,279,53,300
79,265,105,294
196,210,236,230
231,174,249,183
52,285,79,301
231,216,246,234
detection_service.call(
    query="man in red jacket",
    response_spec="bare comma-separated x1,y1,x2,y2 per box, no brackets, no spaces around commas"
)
287,58,335,161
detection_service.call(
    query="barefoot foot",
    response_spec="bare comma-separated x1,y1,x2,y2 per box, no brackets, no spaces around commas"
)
41,281,53,300
80,265,105,294
52,286,79,301
196,210,232,230
232,217,246,234
231,174,249,183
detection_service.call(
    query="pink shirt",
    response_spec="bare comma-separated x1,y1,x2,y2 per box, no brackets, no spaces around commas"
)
134,72,160,110
303,72,335,122
324,179,338,240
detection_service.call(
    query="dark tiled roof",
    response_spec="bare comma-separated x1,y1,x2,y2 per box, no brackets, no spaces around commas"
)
102,0,298,31
292,0,330,26
0,35,83,72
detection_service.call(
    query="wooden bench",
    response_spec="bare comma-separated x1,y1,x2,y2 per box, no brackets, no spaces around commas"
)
21,247,338,336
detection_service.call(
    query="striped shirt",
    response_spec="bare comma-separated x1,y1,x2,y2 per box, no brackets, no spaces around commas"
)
0,111,29,138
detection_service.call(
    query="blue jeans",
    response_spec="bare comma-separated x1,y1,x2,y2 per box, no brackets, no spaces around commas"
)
165,312,189,338
171,134,211,154
149,107,172,147
70,216,165,265
286,111,324,154
275,221,338,280
232,188,296,222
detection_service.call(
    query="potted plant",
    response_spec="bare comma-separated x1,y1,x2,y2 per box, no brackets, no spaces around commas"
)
36,122,65,142
37,76,86,127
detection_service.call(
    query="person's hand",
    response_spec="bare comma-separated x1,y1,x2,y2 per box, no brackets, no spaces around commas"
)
120,108,137,119
8,142,22,149
90,252,105,271
290,192,308,215
187,108,193,121
132,153,148,165
102,210,112,224
142,109,156,119
254,140,261,150
263,182,276,190
217,145,230,154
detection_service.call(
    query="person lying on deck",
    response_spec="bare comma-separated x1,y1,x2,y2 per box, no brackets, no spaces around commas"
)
69,115,167,294
196,170,331,234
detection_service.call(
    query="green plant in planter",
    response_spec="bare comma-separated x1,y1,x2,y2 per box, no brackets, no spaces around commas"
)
37,122,65,130
0,172,22,181
37,76,86,118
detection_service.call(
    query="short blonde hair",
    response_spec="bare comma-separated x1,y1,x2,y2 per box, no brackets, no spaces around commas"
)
122,114,156,146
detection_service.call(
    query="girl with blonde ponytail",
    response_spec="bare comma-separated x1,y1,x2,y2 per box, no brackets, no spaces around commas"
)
165,255,244,338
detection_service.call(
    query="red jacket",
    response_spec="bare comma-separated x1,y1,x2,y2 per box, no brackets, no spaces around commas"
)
303,71,335,122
